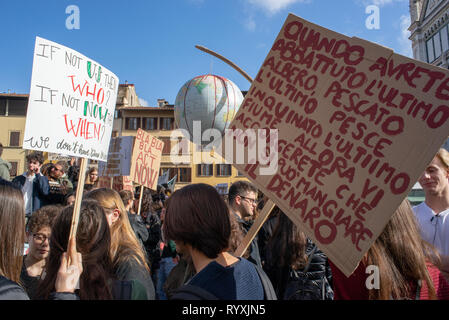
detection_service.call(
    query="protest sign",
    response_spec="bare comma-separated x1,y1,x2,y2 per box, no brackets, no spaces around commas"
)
23,37,119,162
98,136,134,177
226,13,449,276
129,129,164,191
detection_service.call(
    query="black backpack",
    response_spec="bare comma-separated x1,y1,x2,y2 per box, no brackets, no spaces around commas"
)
171,263,277,300
282,246,333,300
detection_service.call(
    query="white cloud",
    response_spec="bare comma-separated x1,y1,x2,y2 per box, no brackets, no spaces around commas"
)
245,15,257,31
139,98,149,107
398,14,413,57
246,0,309,14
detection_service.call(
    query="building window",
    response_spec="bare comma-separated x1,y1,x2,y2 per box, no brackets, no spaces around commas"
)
427,38,435,62
9,161,18,178
159,137,171,155
125,117,140,130
177,138,189,156
160,117,174,130
197,164,213,176
7,99,27,116
216,164,232,176
441,25,449,53
9,131,20,147
0,99,6,116
143,117,158,130
178,168,192,183
114,110,122,119
434,32,442,59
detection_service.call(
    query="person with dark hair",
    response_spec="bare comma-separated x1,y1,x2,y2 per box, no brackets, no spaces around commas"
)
228,181,262,267
330,199,449,300
263,207,334,300
67,163,80,190
0,142,11,181
165,183,273,300
119,189,149,251
45,163,68,205
21,205,63,299
56,160,73,194
0,184,81,300
12,152,50,219
37,200,148,300
139,188,162,286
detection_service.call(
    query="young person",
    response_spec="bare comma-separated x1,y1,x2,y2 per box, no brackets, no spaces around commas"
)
12,152,49,218
165,183,273,300
21,205,62,299
84,188,155,300
330,199,449,300
0,185,81,300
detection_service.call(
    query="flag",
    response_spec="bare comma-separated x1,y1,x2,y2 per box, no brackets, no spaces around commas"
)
167,175,176,192
158,169,169,186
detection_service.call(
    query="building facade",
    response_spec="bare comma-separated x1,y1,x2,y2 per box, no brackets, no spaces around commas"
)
0,93,28,178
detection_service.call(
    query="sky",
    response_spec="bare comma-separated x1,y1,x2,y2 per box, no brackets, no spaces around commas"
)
0,0,413,107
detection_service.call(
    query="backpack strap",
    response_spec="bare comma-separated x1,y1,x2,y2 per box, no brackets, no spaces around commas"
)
254,264,278,300
170,284,219,300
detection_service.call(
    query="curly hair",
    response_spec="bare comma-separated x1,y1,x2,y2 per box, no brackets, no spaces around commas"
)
27,205,63,234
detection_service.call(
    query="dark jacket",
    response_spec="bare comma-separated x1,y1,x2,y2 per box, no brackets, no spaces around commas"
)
114,258,155,300
12,173,50,214
127,212,149,250
0,276,77,300
234,213,262,268
264,238,333,300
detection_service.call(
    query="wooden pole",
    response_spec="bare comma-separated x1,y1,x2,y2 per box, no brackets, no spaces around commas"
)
137,185,144,215
234,199,275,257
195,45,254,84
67,157,88,264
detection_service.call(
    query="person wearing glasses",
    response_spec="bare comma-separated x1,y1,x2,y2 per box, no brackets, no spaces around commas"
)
414,148,449,280
21,205,62,299
228,181,262,267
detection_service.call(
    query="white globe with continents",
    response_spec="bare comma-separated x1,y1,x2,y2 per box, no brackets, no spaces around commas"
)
174,74,244,146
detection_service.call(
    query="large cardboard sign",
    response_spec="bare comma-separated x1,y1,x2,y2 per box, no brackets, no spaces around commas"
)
227,14,449,276
129,129,164,190
98,136,134,177
23,37,119,162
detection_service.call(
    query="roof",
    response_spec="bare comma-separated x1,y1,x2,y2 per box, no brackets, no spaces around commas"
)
0,93,29,98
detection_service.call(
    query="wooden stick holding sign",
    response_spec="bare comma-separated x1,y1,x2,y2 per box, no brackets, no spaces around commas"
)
234,199,275,258
67,157,88,264
137,185,144,216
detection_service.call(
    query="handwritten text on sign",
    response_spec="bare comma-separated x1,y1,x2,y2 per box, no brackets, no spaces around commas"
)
227,14,449,276
129,129,164,191
23,37,119,161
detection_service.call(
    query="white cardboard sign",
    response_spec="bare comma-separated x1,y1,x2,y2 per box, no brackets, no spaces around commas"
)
23,37,119,162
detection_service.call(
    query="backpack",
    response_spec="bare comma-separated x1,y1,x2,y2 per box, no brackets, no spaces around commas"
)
170,263,277,300
283,246,333,300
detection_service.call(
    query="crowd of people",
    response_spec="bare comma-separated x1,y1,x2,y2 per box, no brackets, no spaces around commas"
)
0,148,449,300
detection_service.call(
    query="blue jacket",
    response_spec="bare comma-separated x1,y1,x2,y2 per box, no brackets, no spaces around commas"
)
12,173,50,214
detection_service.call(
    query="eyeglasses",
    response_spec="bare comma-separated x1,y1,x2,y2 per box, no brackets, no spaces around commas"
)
239,195,258,205
33,233,49,244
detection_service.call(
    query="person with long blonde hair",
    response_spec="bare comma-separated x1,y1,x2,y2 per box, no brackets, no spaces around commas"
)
330,198,449,300
84,188,155,299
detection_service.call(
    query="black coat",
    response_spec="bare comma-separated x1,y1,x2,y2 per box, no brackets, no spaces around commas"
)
264,238,333,300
